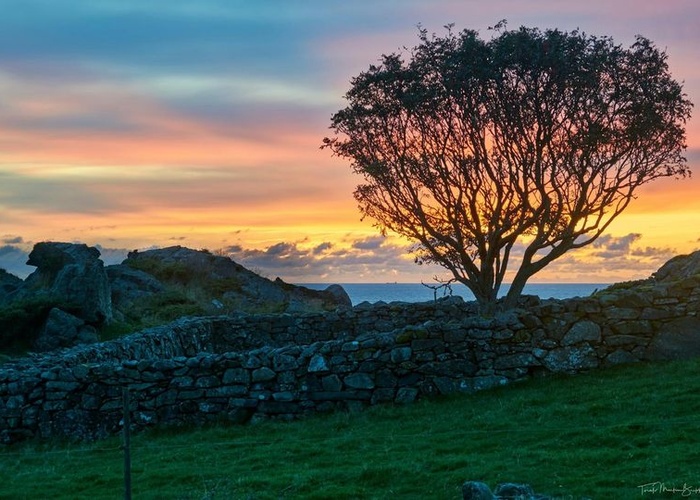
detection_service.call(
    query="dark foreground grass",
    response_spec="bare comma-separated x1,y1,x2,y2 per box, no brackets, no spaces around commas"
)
3,359,700,499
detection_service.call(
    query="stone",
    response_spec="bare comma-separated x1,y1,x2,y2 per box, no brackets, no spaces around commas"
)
273,354,297,371
252,367,276,382
344,373,374,389
272,391,294,401
639,307,675,320
493,482,535,498
462,481,494,500
307,354,330,373
604,335,647,347
432,377,456,394
604,307,640,321
370,388,395,403
646,317,700,361
472,376,508,391
395,387,418,404
606,350,639,365
543,346,598,372
342,341,360,352
33,308,97,352
390,347,412,363
322,284,352,309
494,353,538,370
611,320,653,336
321,374,343,392
223,368,249,385
375,370,397,388
412,338,444,351
561,320,601,346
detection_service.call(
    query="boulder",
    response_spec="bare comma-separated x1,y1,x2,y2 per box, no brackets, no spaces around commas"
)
462,481,494,500
22,242,112,324
33,308,99,352
462,481,558,499
646,317,700,361
322,284,353,308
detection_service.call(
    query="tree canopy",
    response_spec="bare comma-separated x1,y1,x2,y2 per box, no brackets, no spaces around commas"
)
323,24,693,311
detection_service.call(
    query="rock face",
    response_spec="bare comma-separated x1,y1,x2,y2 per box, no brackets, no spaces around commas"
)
22,242,112,324
653,249,700,282
106,264,166,319
0,243,112,352
119,246,351,314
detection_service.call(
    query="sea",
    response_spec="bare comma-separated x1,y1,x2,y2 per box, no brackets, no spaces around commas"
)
299,283,610,306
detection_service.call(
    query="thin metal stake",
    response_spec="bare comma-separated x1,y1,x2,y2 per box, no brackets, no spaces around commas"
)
123,387,132,500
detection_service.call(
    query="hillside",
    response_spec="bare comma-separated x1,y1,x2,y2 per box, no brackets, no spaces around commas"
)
0,242,350,356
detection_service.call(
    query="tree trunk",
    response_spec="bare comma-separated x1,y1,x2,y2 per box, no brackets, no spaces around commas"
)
502,273,530,310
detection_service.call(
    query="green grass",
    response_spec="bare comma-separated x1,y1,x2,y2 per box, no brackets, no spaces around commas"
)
3,359,700,499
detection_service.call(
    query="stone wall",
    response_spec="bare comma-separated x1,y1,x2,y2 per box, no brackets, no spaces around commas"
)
2,273,699,444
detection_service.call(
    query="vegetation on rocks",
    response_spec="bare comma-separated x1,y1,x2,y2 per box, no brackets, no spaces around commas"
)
0,243,350,358
0,296,63,352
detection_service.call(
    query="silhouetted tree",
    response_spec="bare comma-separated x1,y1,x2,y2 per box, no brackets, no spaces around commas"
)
323,24,693,311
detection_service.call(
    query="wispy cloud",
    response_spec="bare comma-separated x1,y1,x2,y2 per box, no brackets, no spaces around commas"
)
0,231,682,285
1,236,23,245
224,235,420,282
221,232,677,284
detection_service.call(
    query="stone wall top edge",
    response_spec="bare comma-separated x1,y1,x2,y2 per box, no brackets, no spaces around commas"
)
3,281,697,374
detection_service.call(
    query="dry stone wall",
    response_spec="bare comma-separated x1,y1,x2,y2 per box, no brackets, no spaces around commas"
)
2,273,700,444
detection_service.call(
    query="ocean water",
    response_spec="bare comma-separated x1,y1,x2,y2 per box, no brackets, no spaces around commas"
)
300,282,610,306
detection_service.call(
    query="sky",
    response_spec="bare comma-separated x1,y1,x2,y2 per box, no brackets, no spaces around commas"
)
0,0,698,283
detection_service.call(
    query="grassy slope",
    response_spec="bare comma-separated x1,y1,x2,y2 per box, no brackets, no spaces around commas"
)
2,359,700,499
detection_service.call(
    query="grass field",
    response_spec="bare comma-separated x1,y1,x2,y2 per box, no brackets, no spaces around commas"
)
2,358,700,499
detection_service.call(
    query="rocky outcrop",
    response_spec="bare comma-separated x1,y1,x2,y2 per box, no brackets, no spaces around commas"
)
21,242,112,324
653,250,700,282
0,243,112,352
118,246,350,314
0,243,351,353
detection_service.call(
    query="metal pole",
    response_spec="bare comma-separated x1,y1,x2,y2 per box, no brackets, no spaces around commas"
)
123,387,132,500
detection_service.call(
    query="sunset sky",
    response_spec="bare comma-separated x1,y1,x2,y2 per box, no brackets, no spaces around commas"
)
0,0,698,283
